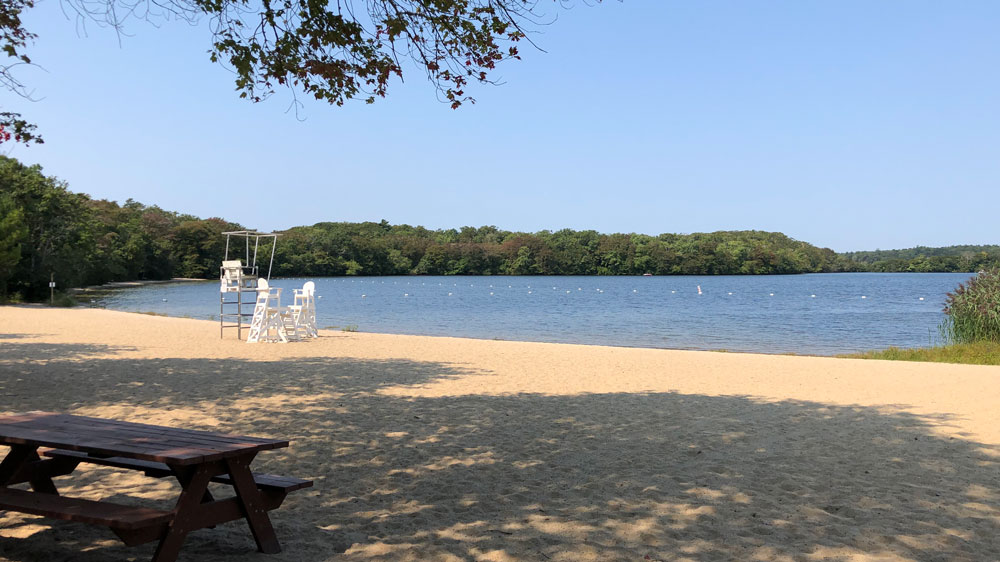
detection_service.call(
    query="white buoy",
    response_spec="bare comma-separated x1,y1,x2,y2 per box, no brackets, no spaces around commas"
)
162,298,168,301
567,290,571,293
671,290,676,294
490,292,494,296
919,297,924,301
528,291,532,294
861,296,867,299
361,294,366,298
404,293,408,297
448,292,453,296
633,289,638,293
769,293,774,296
697,285,702,295
811,294,816,298
728,292,733,296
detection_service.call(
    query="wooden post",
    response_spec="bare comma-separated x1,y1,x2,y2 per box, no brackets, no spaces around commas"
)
49,273,54,305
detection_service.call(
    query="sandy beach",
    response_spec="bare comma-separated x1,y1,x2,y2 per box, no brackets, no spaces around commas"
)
1,306,999,561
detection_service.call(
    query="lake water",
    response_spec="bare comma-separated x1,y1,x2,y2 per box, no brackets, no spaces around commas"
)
85,273,974,355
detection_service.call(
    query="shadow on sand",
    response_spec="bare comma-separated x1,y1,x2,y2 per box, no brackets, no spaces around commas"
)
0,340,998,561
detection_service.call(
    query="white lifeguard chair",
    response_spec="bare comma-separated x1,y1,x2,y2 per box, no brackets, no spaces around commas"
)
289,281,318,338
246,278,303,343
219,230,279,339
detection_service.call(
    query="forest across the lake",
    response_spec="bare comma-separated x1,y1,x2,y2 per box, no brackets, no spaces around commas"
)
2,156,998,300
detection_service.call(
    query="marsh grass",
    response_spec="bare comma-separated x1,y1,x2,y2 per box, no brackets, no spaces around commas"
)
842,341,1000,366
942,269,1000,344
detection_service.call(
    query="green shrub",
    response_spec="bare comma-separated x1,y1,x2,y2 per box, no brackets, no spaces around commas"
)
942,269,1000,343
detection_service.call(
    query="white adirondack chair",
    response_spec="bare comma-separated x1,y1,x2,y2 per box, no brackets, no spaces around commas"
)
289,281,318,338
220,260,252,292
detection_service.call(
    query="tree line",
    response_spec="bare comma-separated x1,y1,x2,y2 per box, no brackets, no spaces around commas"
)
2,156,998,301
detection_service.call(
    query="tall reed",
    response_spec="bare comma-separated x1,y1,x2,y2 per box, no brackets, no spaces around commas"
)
942,269,1000,343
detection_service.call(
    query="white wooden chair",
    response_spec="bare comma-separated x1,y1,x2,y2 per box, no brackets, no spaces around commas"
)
289,281,318,338
220,260,255,292
246,279,300,343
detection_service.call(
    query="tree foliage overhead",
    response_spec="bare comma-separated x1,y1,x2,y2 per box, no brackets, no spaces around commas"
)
1,0,560,143
0,0,41,143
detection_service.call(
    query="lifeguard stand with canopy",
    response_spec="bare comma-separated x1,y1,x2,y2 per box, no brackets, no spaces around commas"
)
219,231,279,339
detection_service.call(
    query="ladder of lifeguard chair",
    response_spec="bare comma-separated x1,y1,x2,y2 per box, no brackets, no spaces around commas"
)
246,291,269,343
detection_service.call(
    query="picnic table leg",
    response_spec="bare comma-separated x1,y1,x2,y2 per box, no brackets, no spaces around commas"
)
170,465,216,504
225,455,281,554
0,445,59,494
151,463,217,562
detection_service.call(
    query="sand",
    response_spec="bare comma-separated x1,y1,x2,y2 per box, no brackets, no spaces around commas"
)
1,306,999,561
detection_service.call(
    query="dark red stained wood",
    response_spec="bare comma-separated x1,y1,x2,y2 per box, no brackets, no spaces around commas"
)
0,488,173,529
41,449,313,493
0,413,306,562
0,413,288,465
225,455,281,554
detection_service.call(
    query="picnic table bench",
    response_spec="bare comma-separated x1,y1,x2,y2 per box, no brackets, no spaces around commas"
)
0,412,312,562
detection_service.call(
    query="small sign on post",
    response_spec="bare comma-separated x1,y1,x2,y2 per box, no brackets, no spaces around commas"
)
49,273,55,305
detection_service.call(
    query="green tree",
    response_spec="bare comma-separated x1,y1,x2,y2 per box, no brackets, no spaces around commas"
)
0,195,26,297
0,157,99,298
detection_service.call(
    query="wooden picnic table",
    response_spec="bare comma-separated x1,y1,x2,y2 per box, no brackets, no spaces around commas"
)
0,412,311,562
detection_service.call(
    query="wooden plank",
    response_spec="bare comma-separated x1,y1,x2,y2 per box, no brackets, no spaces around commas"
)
0,488,173,530
0,412,284,447
2,426,256,465
42,450,171,477
44,415,280,443
0,427,208,465
42,450,313,493
40,414,285,445
31,418,265,450
0,414,288,465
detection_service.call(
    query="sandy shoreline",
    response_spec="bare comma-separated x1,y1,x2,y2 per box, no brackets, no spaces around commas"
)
1,307,999,561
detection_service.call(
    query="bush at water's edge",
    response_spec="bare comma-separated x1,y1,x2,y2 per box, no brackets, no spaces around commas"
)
942,269,1000,344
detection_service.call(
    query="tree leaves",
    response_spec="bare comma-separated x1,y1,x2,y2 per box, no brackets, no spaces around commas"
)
0,0,559,144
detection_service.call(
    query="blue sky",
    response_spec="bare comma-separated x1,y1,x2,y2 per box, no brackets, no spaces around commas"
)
6,1,1000,252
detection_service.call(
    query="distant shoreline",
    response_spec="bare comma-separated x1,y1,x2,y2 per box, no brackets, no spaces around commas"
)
70,278,211,293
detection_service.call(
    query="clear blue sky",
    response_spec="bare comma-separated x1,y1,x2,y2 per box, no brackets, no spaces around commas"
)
7,1,1000,252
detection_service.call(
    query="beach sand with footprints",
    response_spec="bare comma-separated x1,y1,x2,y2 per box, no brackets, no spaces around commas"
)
1,306,999,561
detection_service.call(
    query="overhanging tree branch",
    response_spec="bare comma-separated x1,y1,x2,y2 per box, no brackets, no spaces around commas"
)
0,0,599,144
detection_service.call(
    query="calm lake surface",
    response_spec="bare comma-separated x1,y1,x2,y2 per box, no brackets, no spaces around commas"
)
87,273,973,356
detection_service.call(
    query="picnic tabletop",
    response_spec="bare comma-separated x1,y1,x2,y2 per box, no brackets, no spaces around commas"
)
0,412,289,465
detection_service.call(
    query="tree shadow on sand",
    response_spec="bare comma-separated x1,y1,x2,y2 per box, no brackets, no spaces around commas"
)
0,341,998,561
